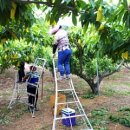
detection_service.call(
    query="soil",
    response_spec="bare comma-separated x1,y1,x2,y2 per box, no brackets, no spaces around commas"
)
0,66,130,130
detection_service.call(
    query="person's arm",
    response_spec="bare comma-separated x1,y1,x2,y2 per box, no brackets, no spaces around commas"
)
52,34,59,56
22,72,30,82
52,44,58,54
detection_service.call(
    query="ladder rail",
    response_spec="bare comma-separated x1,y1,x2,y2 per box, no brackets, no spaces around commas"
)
8,73,19,108
68,81,87,125
69,82,85,125
70,79,93,129
52,58,59,130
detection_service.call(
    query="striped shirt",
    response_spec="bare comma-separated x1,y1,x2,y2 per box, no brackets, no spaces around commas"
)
54,29,69,49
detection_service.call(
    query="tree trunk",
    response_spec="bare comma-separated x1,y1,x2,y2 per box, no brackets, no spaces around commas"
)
80,74,103,95
87,80,100,94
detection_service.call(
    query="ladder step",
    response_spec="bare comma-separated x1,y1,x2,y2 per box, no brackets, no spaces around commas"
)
27,83,39,87
80,129,93,130
57,101,79,105
27,92,37,96
24,102,35,107
15,96,28,99
56,114,85,120
57,88,74,92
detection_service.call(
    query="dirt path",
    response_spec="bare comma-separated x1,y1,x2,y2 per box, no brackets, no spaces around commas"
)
0,67,130,130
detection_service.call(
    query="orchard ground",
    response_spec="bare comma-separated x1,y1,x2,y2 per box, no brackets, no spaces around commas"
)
0,64,130,130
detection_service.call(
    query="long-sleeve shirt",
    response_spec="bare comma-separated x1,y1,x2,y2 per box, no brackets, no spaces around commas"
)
54,29,69,50
23,71,39,84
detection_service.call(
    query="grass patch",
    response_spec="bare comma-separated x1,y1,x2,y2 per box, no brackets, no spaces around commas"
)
126,91,130,95
102,86,130,96
82,91,96,99
123,82,130,87
109,106,130,127
90,107,110,130
0,107,10,125
102,87,117,96
0,104,28,125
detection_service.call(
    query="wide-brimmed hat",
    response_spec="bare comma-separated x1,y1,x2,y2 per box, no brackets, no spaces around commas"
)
49,25,61,34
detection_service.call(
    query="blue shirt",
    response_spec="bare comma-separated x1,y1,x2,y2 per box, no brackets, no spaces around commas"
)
26,72,39,84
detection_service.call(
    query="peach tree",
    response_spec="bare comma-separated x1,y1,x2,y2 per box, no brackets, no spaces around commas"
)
69,24,126,94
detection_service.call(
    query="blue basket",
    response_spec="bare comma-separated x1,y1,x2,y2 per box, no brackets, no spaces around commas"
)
62,108,76,127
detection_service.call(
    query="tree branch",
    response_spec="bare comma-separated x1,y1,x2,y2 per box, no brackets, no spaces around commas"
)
123,62,130,70
14,0,53,7
101,59,124,78
14,0,76,11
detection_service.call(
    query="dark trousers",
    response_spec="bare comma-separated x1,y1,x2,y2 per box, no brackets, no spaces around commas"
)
18,69,25,81
18,62,25,81
27,85,38,108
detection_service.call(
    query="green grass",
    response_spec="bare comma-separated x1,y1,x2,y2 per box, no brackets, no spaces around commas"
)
90,107,110,130
0,107,10,125
126,91,130,95
90,106,130,130
109,106,130,127
0,104,28,125
123,82,130,87
102,87,117,96
82,91,96,99
102,84,130,96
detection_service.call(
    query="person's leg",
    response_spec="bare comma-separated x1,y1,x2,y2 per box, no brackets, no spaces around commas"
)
58,51,65,76
21,70,25,80
18,70,23,82
27,85,33,105
64,49,72,76
18,62,25,82
31,86,38,109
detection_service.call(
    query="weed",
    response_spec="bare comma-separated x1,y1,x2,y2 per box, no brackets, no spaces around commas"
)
82,92,95,99
0,108,10,125
0,104,28,125
126,91,130,95
102,87,117,96
90,107,109,130
109,106,130,127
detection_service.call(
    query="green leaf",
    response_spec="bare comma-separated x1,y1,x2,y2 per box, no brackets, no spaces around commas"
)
126,13,130,27
72,13,77,26
64,0,71,4
122,0,128,8
83,23,88,33
55,0,62,4
88,0,96,8
123,10,128,23
76,0,87,9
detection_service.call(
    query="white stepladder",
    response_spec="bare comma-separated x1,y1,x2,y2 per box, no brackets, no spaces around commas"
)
52,58,93,130
8,58,46,117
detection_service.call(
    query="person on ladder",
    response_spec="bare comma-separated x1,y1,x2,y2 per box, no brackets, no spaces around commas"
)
50,25,72,80
23,66,39,111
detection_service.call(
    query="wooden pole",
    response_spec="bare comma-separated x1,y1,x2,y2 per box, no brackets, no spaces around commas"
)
41,72,44,100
